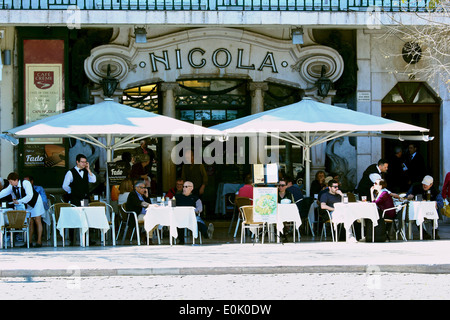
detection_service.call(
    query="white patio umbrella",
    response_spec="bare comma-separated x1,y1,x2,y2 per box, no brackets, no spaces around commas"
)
211,97,430,196
4,99,223,201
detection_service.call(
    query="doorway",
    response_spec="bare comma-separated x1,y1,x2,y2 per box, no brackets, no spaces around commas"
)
382,82,441,185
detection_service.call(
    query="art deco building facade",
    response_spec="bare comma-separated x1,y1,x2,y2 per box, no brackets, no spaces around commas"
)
0,0,448,200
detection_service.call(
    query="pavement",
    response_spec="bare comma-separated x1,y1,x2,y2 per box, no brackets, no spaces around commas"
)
2,218,450,278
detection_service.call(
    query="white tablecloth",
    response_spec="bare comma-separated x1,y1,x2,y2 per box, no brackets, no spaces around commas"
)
144,206,198,245
407,201,438,227
57,207,109,246
277,204,302,234
333,202,379,230
0,209,7,248
332,202,379,242
215,183,241,215
405,201,439,240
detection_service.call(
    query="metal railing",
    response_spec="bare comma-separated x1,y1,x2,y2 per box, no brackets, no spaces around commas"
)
0,0,434,11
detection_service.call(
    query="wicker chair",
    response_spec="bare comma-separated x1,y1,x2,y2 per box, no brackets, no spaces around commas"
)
4,210,29,249
240,205,265,244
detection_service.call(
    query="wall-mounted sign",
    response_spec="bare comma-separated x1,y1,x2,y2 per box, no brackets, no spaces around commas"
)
357,91,371,102
24,39,65,144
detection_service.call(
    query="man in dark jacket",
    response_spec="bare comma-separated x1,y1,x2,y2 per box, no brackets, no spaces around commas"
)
126,180,151,220
404,143,426,186
357,159,389,199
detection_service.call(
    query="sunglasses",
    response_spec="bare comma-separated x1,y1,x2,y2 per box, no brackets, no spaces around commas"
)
279,184,286,187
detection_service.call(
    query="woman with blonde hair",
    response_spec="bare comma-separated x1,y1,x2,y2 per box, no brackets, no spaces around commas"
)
118,178,134,205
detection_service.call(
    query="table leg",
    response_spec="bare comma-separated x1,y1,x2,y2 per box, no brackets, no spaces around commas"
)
408,221,413,240
433,220,436,239
81,229,86,247
420,224,423,240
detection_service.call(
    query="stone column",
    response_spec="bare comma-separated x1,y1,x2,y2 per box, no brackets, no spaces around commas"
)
160,82,179,192
248,82,268,164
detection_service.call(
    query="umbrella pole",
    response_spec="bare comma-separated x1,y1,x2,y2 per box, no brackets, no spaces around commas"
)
305,134,311,197
105,135,112,204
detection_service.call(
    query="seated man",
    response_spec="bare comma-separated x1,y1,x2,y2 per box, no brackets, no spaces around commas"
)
320,179,357,243
176,181,214,244
126,180,151,223
285,175,303,211
166,178,184,199
406,175,444,239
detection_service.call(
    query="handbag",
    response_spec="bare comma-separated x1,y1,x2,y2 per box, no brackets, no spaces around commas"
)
443,199,450,218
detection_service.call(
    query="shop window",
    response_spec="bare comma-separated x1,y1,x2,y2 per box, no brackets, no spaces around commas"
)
122,83,160,113
176,79,248,125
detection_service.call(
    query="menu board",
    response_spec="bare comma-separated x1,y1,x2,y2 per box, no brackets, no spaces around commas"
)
252,187,278,223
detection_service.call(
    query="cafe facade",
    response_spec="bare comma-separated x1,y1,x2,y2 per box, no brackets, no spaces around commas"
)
0,3,448,203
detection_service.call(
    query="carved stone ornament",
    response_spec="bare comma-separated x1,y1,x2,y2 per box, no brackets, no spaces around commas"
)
291,45,344,86
84,54,133,84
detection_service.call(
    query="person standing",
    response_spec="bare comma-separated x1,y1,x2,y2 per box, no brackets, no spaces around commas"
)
404,143,426,186
0,172,46,247
386,146,409,193
181,149,208,197
356,159,389,199
62,153,97,245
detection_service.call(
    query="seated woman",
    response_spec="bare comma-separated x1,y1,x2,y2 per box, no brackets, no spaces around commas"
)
310,170,326,197
118,178,134,205
278,179,294,203
370,179,396,219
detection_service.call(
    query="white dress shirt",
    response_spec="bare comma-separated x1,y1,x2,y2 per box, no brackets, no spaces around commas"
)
62,166,97,194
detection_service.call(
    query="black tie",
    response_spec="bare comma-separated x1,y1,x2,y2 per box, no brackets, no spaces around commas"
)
13,186,20,198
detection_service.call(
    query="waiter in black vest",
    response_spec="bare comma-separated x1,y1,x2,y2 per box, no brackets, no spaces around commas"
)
62,153,97,245
0,172,46,247
356,159,389,199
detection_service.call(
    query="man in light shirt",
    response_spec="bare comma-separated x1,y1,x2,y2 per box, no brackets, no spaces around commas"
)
62,153,97,206
62,153,97,245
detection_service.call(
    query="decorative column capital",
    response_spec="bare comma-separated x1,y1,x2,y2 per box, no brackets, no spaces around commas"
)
248,81,269,93
160,82,180,93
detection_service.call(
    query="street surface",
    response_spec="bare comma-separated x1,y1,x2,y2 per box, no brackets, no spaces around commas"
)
1,272,450,300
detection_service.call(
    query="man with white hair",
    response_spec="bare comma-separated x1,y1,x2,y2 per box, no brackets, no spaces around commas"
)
406,175,444,239
175,180,214,244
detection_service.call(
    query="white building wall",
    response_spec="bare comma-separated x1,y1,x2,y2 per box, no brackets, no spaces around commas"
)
0,27,15,178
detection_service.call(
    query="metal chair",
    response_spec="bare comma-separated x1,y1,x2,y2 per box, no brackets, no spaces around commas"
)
89,201,116,246
240,205,265,244
4,210,29,249
382,203,407,241
49,203,76,247
120,203,148,245
232,197,253,238
320,210,336,242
